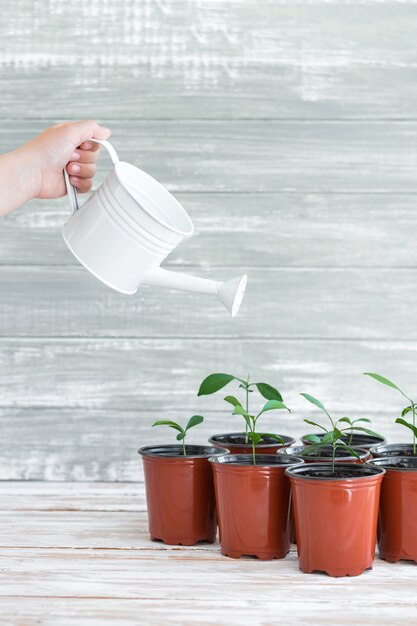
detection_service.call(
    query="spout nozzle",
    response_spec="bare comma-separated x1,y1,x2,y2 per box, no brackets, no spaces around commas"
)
217,274,247,317
142,267,247,317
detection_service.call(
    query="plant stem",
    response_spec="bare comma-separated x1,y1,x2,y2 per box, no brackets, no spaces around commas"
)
245,376,250,444
252,439,256,465
413,404,416,455
182,437,186,456
332,442,335,476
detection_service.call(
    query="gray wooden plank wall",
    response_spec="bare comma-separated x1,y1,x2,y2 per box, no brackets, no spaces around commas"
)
1,0,417,480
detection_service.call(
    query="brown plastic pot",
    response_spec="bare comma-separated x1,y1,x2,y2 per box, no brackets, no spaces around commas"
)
369,443,417,458
209,432,295,454
139,444,226,546
279,445,371,463
286,463,385,577
301,432,386,450
280,446,370,545
372,457,417,563
209,453,303,560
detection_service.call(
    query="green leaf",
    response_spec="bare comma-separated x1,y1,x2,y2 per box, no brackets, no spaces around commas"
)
395,417,417,439
176,432,186,441
224,395,242,408
363,372,401,391
232,405,252,430
303,434,322,444
152,420,184,434
341,445,361,459
197,373,235,396
333,428,344,440
233,405,249,417
349,426,383,438
402,406,415,417
258,399,290,416
338,417,352,425
185,415,204,431
300,393,331,419
248,432,262,445
321,432,334,445
260,433,285,444
303,419,327,432
300,444,323,456
255,383,283,402
352,418,371,424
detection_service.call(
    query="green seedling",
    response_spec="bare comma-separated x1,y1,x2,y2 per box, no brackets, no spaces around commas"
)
152,415,204,456
364,372,417,454
198,373,290,464
336,416,377,446
232,399,290,465
300,393,380,475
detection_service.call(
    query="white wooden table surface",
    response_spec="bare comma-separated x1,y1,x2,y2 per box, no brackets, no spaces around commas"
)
1,481,416,626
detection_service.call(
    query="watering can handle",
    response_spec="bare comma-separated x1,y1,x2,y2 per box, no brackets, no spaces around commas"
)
63,139,120,215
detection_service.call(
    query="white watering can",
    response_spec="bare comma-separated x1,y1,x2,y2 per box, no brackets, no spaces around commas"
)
62,140,247,316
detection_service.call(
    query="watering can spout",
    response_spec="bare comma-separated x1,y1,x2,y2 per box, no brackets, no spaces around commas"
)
142,268,247,317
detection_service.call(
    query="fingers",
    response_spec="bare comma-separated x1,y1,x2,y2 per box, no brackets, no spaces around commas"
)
66,158,96,194
62,120,110,194
68,176,94,193
66,162,96,179
72,119,111,146
71,145,100,163
78,141,101,153
58,120,111,151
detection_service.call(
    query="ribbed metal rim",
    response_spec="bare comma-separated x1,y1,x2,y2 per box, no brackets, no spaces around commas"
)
100,182,174,255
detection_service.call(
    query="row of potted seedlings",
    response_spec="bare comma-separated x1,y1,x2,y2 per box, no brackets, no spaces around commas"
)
139,371,417,577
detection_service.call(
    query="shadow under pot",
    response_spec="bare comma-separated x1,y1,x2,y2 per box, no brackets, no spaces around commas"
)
209,432,295,454
372,457,417,563
286,463,385,577
301,432,386,450
139,445,226,546
369,443,417,458
209,453,303,560
279,445,371,463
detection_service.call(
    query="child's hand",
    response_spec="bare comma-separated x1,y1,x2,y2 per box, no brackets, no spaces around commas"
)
0,120,111,217
24,120,111,200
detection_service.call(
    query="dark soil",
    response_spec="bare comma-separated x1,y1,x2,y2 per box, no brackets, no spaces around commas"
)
217,435,280,445
302,469,365,479
299,447,365,459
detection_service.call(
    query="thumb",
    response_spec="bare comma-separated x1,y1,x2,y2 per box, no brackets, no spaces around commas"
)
67,119,111,147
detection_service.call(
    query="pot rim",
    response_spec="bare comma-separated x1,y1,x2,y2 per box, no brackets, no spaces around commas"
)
285,462,385,481
369,442,417,456
208,432,295,448
279,445,370,461
301,432,386,445
208,453,304,467
370,456,417,471
138,444,227,459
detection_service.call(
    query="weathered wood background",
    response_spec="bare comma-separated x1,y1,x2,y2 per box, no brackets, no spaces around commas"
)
1,0,417,480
